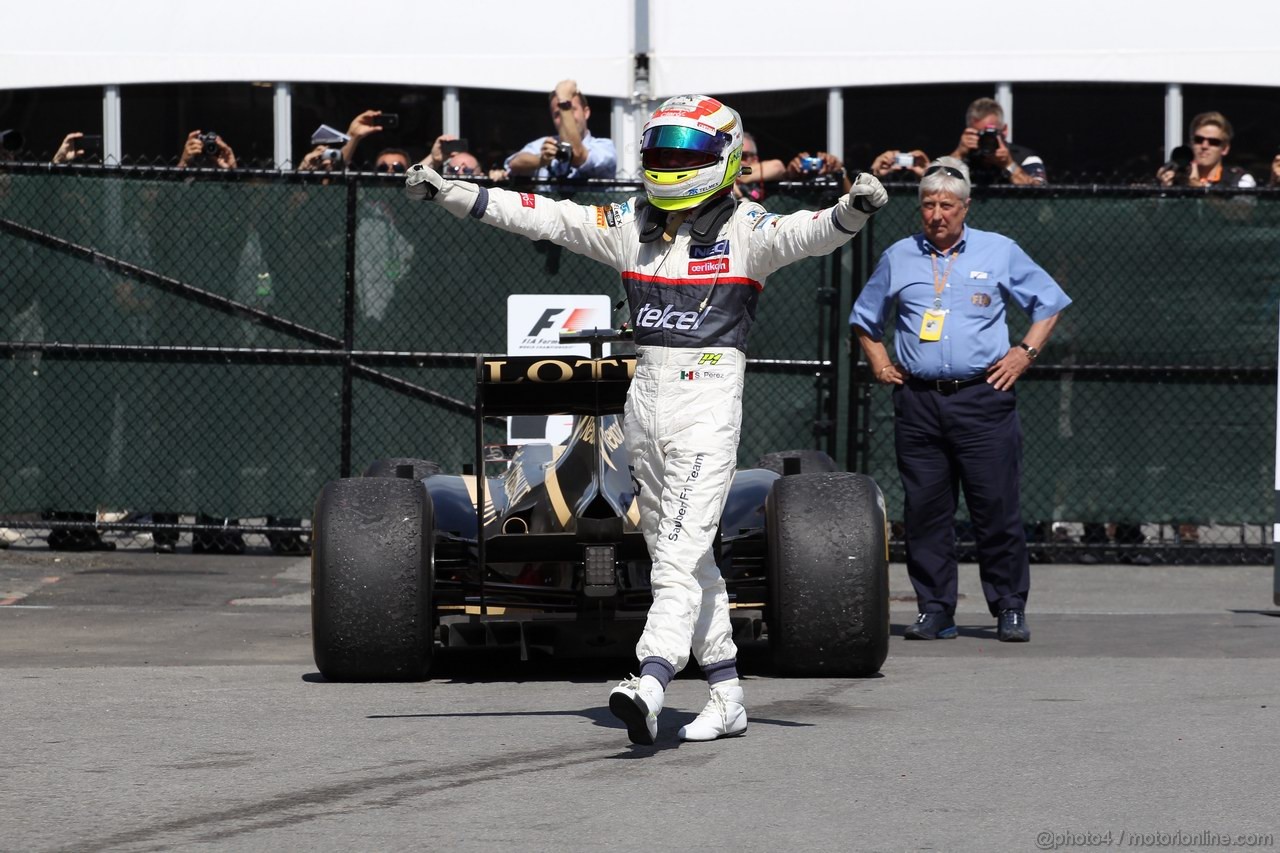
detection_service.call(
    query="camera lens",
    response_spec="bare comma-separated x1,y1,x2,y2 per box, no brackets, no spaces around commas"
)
0,129,25,152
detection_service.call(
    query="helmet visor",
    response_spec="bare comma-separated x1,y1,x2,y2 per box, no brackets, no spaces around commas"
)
640,125,728,170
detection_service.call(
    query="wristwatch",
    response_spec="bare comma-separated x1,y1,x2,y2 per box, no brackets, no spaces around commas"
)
1004,162,1019,178
556,99,574,111
1018,342,1039,360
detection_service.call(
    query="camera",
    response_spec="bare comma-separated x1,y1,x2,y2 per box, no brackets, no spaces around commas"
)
199,132,219,156
976,127,1000,156
799,156,824,175
320,148,343,166
78,134,103,159
0,128,24,152
441,138,469,159
893,152,915,169
377,112,400,131
555,141,573,163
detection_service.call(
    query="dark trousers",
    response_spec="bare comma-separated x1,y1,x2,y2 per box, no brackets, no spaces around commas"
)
894,381,1030,617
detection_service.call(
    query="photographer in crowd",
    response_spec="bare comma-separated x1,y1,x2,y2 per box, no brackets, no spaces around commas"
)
423,134,507,181
869,148,930,181
504,79,616,180
52,132,101,164
735,132,850,203
338,109,402,170
1156,112,1256,189
948,97,1046,186
177,129,236,170
297,144,346,173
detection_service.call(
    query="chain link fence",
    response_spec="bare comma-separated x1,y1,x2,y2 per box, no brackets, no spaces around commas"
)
0,165,845,552
2,167,1276,561
849,181,1280,564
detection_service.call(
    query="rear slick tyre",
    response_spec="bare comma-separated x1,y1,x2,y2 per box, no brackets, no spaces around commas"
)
767,472,890,677
312,477,434,681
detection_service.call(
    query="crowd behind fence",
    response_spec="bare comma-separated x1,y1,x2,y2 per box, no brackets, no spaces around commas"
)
1,165,1276,563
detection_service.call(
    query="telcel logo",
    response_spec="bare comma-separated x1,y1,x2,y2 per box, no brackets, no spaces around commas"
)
635,303,712,331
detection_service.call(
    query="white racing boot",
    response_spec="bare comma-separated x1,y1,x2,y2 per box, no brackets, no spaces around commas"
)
679,682,747,741
609,674,665,745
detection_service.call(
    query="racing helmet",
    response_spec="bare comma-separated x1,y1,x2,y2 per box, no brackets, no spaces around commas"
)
640,95,744,212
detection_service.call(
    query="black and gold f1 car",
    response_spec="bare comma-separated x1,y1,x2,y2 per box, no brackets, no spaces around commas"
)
311,330,890,681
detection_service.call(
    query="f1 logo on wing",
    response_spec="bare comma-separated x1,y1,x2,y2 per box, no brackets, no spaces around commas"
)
527,308,597,337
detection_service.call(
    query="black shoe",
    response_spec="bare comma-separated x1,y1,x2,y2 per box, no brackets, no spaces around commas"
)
997,609,1030,642
904,612,958,640
154,541,176,554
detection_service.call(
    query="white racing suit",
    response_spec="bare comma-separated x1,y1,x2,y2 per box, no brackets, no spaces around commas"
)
427,179,871,675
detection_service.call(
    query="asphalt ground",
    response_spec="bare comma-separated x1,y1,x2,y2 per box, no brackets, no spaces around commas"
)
2,548,1278,853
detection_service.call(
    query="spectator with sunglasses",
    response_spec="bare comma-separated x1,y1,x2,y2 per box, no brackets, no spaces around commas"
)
373,148,411,174
422,135,506,181
735,132,850,203
504,79,616,181
1156,112,1256,189
1269,150,1280,187
851,156,1071,644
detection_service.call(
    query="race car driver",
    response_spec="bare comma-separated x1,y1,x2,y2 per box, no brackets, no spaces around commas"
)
405,94,888,745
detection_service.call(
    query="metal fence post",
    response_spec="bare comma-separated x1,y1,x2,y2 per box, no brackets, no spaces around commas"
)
846,216,872,473
341,176,358,478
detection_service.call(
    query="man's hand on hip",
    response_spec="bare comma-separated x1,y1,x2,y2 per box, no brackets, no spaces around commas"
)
986,346,1035,391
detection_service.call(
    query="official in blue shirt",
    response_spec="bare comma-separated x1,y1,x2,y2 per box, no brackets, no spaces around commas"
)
850,157,1071,643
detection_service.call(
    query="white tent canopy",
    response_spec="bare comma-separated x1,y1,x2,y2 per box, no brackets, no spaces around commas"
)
4,0,1279,95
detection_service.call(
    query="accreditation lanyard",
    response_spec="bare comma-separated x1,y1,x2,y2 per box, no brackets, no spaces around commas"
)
920,250,958,342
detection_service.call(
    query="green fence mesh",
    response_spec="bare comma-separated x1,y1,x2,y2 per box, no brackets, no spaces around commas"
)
2,168,1276,557
0,169,842,543
853,184,1279,557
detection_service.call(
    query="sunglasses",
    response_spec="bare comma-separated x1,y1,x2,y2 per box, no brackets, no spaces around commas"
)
375,162,407,173
443,164,477,176
924,165,967,181
1192,135,1225,147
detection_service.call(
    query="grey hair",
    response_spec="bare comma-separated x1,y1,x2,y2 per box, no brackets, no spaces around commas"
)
919,171,971,202
966,97,1004,128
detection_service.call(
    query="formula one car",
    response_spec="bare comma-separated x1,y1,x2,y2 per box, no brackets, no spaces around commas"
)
311,330,890,681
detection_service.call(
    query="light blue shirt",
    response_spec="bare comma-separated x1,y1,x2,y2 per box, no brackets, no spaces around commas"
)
850,225,1071,381
504,131,617,180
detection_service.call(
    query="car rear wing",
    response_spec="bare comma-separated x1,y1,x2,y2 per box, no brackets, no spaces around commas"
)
475,354,635,417
474,328,636,418
470,328,634,614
